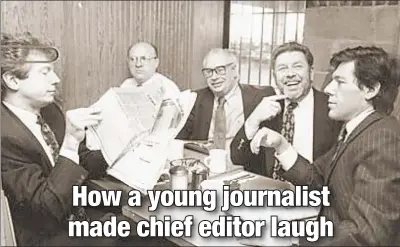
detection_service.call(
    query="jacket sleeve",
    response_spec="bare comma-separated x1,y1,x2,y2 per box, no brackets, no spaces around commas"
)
1,139,88,223
230,86,280,169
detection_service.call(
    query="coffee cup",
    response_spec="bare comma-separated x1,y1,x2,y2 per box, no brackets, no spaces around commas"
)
203,149,227,174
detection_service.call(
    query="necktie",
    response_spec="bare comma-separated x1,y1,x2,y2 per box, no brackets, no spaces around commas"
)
331,125,347,163
273,102,298,180
36,116,89,222
213,97,227,149
37,115,60,163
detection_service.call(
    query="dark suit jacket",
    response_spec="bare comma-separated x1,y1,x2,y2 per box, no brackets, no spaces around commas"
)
230,88,342,177
1,103,108,246
176,84,279,141
284,112,400,246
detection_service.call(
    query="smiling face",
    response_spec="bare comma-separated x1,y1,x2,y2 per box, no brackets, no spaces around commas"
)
273,51,313,102
324,61,374,121
202,51,238,97
8,50,60,110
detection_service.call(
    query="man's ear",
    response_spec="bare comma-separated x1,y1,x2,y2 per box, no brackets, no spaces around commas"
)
154,58,160,68
310,66,315,82
363,81,381,100
2,72,20,91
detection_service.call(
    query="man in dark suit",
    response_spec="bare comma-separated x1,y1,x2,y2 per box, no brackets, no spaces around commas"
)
1,32,173,247
230,42,341,177
245,46,400,245
176,48,279,169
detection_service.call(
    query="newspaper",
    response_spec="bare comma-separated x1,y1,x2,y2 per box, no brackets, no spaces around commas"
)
86,86,197,194
86,86,164,165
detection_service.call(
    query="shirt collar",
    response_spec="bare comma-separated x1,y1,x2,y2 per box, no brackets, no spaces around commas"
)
344,107,376,139
285,87,313,109
132,73,158,86
215,83,240,105
3,101,39,125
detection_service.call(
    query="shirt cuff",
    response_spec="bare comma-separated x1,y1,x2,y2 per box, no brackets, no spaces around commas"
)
275,145,298,171
244,120,259,140
59,147,80,164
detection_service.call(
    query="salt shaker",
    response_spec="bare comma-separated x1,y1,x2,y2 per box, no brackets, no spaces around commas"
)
191,167,209,190
169,165,188,190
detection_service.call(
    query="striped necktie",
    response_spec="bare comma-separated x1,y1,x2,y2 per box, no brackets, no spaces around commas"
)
213,97,227,149
331,125,347,163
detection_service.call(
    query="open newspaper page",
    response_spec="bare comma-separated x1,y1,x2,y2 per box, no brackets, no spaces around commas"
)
106,90,197,194
85,86,164,165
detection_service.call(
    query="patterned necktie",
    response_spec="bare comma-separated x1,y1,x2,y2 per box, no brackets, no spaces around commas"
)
36,116,89,222
213,97,227,149
273,102,298,180
36,115,60,163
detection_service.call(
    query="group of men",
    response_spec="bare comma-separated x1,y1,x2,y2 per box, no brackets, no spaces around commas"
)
1,31,400,246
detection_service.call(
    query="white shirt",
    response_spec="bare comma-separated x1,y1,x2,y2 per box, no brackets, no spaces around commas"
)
277,107,376,171
3,102,79,166
208,84,244,155
286,88,314,162
120,72,180,100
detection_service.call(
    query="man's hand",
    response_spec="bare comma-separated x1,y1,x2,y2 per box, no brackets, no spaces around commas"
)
64,107,102,145
250,127,290,155
248,94,286,124
245,95,286,139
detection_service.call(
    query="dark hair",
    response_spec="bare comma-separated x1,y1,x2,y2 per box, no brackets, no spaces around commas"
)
330,46,400,115
271,42,314,69
1,32,58,97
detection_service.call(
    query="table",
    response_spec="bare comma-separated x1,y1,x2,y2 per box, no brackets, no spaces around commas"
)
88,147,319,246
88,146,245,246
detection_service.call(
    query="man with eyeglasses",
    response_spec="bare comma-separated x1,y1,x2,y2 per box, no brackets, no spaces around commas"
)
230,42,342,177
176,48,279,167
120,42,180,99
238,46,400,247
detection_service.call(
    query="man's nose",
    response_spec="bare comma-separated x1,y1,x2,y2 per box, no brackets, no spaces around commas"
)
286,68,297,78
134,59,143,67
51,72,61,84
210,71,220,80
324,80,335,95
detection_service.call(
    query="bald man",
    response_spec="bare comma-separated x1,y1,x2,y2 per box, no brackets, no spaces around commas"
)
120,42,180,99
176,48,279,171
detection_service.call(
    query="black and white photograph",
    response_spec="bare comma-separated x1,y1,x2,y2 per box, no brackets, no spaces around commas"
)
1,1,400,246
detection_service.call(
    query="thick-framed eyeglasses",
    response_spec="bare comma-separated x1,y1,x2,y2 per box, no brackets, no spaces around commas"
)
1,45,60,63
128,56,158,64
202,62,234,78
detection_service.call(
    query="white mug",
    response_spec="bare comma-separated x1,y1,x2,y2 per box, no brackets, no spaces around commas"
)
204,149,227,174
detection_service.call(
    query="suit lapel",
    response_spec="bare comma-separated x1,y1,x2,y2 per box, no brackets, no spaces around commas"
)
240,85,255,119
325,112,383,184
197,89,214,139
312,89,327,160
2,103,53,172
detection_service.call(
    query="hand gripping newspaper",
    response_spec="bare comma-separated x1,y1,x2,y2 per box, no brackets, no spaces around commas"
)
85,84,197,195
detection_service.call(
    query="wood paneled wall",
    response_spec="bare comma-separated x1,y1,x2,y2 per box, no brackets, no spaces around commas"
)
1,1,224,109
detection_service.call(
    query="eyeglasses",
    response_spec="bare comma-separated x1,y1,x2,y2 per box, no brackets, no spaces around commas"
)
128,56,158,64
202,63,234,78
1,45,60,63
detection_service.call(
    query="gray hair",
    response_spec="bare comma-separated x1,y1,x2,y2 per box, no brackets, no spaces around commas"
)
202,48,238,68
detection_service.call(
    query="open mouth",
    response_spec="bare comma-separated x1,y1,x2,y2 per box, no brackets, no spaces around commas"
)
285,81,300,87
327,101,336,108
211,82,224,88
